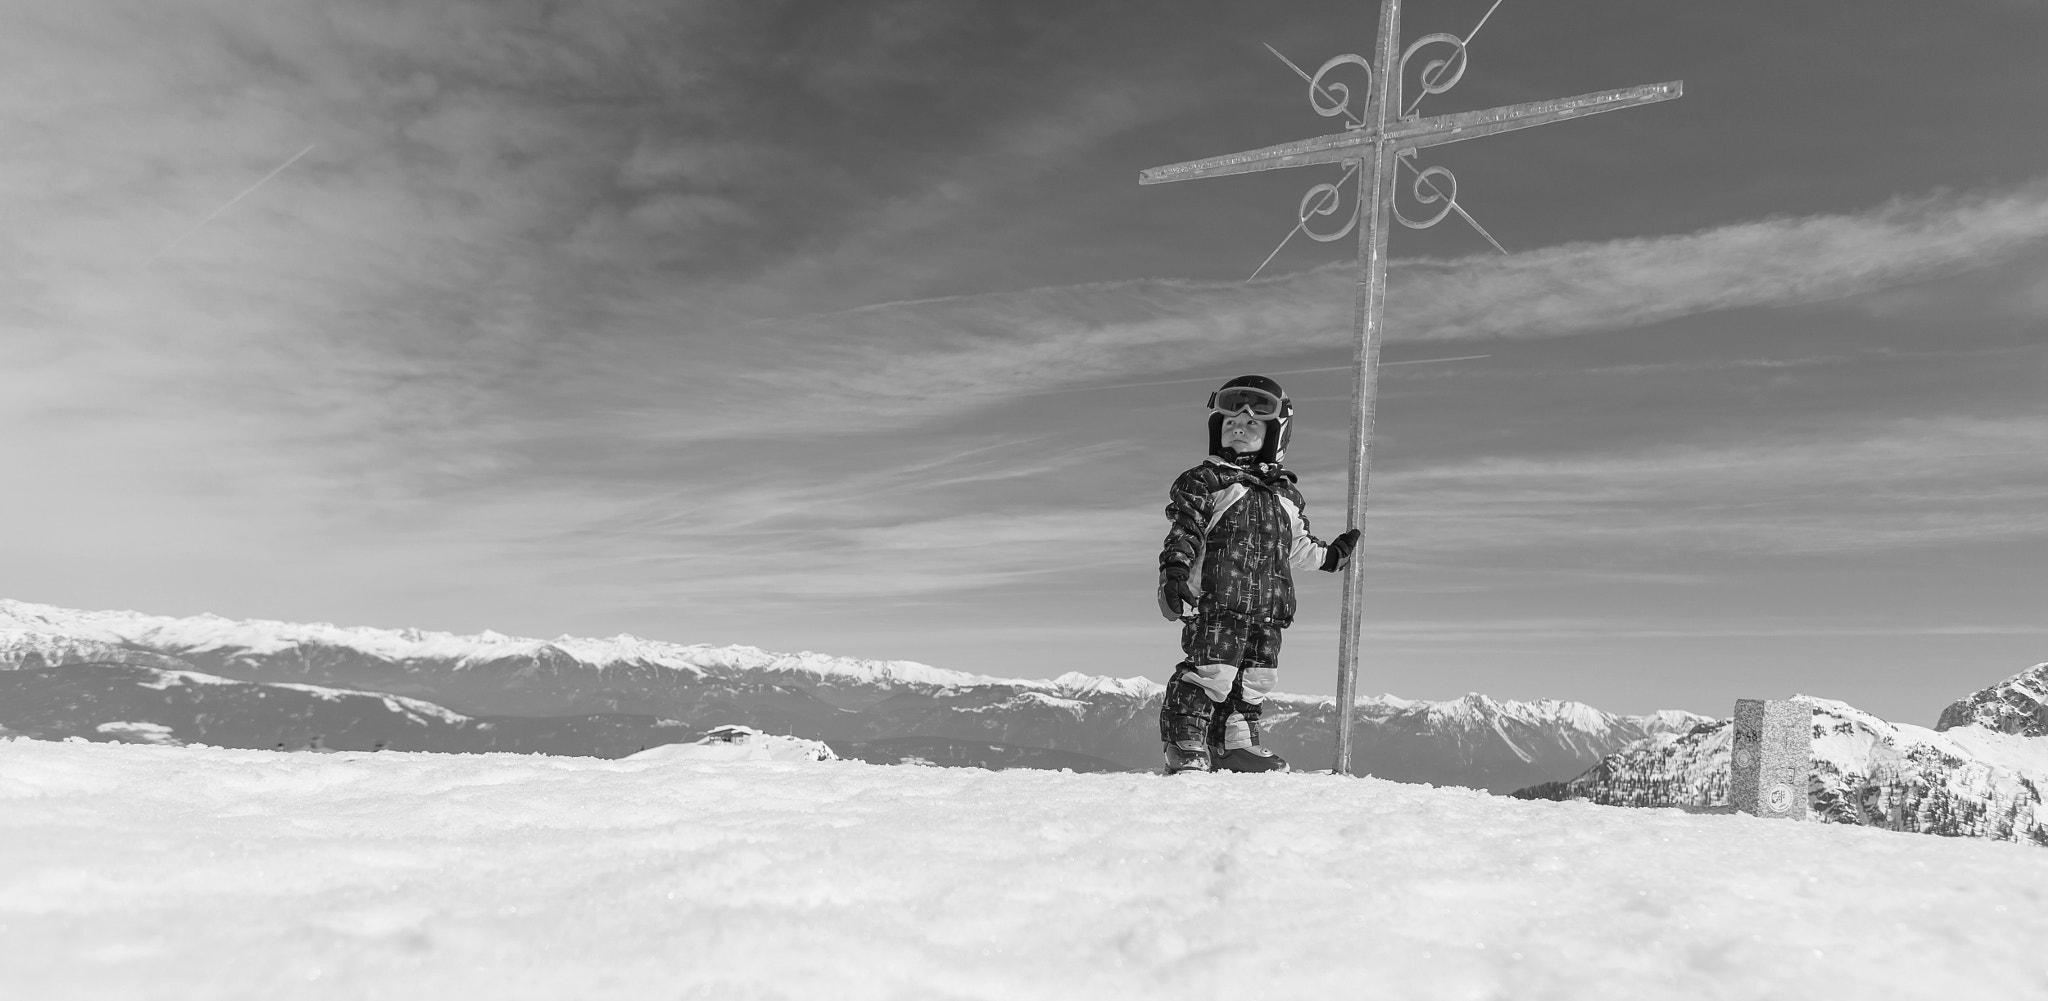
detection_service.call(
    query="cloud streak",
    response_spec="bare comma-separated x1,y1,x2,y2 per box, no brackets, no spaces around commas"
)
526,436,1153,608
145,144,315,265
515,410,2048,614
1308,414,2048,568
637,181,2048,441
1345,618,2048,643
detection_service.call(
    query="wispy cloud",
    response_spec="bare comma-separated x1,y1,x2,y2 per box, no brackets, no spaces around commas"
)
505,409,2048,614
527,437,1153,607
650,182,2048,441
1302,414,2048,567
14,0,2045,510
1327,617,2048,646
1391,185,2048,340
0,0,1215,504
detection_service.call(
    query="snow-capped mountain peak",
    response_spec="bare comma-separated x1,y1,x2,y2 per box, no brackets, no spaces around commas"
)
1,599,559,663
1045,671,1165,699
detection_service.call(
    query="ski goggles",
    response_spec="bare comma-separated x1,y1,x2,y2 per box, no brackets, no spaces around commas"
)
1207,385,1286,419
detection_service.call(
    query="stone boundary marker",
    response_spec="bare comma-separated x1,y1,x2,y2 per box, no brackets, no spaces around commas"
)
1731,699,1812,820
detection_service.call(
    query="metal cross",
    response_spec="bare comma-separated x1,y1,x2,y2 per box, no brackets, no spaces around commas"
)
1139,0,1681,776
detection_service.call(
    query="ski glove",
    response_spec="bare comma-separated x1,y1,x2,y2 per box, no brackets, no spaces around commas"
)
1157,566,1199,620
1319,528,1361,573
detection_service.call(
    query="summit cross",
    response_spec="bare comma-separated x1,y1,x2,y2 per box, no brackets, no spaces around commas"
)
1139,0,1681,776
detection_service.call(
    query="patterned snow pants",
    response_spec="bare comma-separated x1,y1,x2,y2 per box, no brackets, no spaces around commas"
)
1160,610,1282,750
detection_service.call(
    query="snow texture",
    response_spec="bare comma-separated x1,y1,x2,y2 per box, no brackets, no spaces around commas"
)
3,738,2046,999
623,725,839,763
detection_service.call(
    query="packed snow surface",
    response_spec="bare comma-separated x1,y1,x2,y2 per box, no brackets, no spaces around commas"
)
4,741,2045,999
622,727,839,764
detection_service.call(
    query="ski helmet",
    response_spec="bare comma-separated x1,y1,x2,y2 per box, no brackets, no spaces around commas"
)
1206,374,1293,464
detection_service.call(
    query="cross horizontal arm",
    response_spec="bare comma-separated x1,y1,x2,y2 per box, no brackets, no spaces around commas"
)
1395,81,1682,152
1138,124,1381,186
1137,80,1681,185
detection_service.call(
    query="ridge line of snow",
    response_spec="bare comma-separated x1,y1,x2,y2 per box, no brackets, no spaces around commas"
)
3,599,1709,719
121,667,475,722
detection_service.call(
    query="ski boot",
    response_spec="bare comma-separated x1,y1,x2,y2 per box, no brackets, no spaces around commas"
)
1209,711,1289,773
1163,739,1212,774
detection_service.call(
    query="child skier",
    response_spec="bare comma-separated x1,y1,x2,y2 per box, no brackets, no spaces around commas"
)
1156,374,1359,774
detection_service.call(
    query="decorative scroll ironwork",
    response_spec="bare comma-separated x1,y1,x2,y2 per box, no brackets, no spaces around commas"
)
1391,156,1457,230
1398,33,1468,118
1300,172,1362,242
1307,53,1375,126
1394,153,1506,253
1249,161,1363,281
1255,6,1518,272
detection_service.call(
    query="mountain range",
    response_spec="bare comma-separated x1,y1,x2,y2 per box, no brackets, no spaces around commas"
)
0,599,1707,791
1513,674,2048,845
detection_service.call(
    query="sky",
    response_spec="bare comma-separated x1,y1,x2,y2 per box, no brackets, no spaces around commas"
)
4,0,2047,723
4,738,2045,998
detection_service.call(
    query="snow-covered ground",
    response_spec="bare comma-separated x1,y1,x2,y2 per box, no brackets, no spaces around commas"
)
3,739,2045,1000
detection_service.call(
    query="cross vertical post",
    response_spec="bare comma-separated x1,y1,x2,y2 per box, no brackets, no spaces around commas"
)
1333,0,1402,776
1139,0,1679,775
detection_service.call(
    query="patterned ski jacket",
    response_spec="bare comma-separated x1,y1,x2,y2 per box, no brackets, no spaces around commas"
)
1159,456,1335,627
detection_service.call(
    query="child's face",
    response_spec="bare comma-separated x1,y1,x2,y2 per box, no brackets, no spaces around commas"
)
1221,413,1265,454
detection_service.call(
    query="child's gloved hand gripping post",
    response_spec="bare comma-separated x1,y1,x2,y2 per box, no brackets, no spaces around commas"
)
1153,374,1359,775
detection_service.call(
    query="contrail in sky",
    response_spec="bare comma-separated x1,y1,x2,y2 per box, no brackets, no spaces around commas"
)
1031,356,1494,396
146,144,314,265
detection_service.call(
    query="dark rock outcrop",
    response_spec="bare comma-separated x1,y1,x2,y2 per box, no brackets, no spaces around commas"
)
1937,662,2048,736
